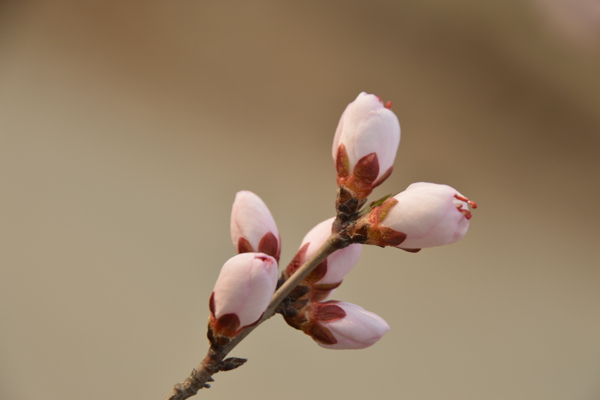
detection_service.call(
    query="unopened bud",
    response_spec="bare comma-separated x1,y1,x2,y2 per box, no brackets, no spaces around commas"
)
304,301,390,350
209,253,278,338
361,182,477,250
332,92,401,200
230,191,281,261
284,217,362,301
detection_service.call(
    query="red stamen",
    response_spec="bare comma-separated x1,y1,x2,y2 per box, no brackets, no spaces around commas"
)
454,194,468,202
376,95,383,104
456,204,473,220
454,194,478,209
385,101,392,109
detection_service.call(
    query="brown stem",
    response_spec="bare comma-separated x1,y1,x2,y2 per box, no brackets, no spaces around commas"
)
164,234,344,400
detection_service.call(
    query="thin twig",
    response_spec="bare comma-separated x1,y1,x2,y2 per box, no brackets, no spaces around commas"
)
164,234,342,400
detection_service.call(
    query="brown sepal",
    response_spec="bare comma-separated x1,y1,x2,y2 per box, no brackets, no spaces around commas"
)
258,231,280,262
237,237,254,254
312,302,346,322
335,143,350,178
337,152,380,200
309,281,342,302
304,259,328,284
215,313,241,336
209,292,216,315
307,322,338,345
369,226,407,247
309,291,331,303
401,248,422,253
284,243,309,279
372,165,394,189
353,152,379,185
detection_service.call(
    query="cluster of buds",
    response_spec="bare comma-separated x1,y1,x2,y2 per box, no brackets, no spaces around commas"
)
208,191,389,350
331,93,477,249
162,92,480,399
279,218,388,349
208,192,281,346
206,92,477,353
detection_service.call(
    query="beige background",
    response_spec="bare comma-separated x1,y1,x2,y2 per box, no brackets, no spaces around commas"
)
1,1,599,399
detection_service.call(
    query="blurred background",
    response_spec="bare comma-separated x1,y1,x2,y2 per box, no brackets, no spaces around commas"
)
1,1,599,399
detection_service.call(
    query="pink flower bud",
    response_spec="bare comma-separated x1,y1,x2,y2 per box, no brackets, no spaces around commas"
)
332,92,401,199
230,190,281,262
304,301,390,350
363,182,477,251
209,252,278,338
284,217,362,301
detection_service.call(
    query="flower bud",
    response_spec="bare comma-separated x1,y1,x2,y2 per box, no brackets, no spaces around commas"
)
303,301,390,350
332,92,401,199
361,182,477,251
230,190,281,262
284,217,362,301
209,252,278,338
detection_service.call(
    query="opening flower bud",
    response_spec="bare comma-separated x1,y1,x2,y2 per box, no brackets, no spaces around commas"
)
230,190,281,262
304,301,390,350
362,182,477,250
332,92,401,199
284,217,362,301
209,252,278,338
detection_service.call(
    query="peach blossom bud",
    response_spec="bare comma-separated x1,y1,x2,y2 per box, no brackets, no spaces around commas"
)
363,182,477,251
304,301,390,350
332,92,400,199
284,217,362,301
230,190,281,262
209,253,278,338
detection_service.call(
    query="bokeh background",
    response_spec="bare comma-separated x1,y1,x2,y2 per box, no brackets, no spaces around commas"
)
1,1,599,399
